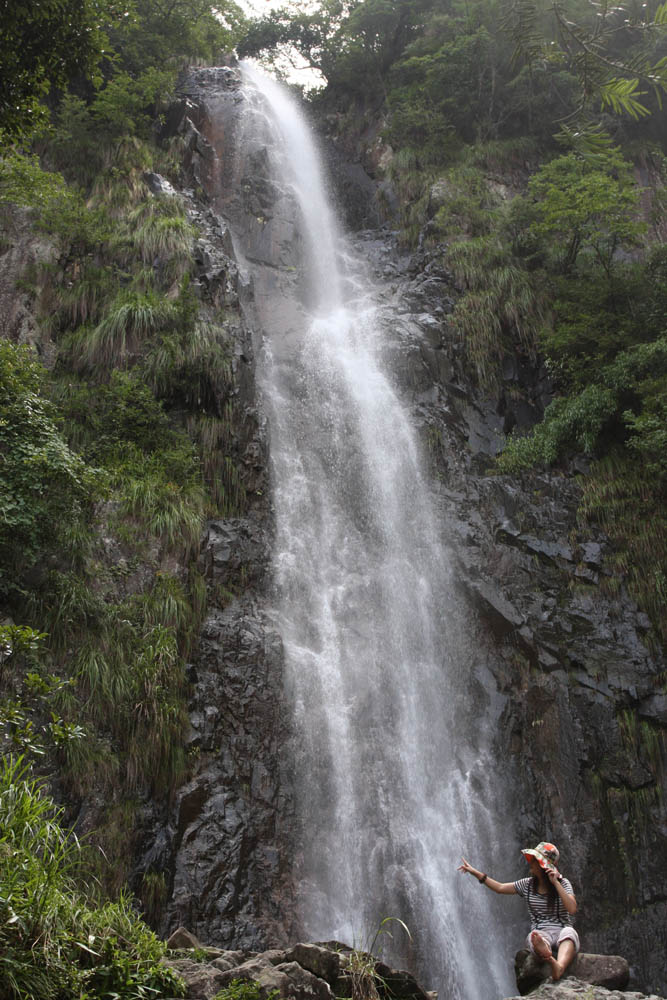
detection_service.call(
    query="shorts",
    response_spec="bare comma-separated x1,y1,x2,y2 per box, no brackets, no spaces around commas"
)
527,926,580,955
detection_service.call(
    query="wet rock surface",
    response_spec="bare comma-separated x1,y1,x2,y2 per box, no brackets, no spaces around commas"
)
0,205,58,363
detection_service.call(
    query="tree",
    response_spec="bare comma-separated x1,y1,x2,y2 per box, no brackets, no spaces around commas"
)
238,0,435,97
502,0,667,141
527,148,644,275
0,0,247,140
0,0,106,137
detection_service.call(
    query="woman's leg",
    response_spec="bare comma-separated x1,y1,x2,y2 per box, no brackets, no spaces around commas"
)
551,939,576,981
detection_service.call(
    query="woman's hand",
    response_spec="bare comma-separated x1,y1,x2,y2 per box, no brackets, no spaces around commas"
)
458,856,477,876
458,857,517,895
547,867,578,913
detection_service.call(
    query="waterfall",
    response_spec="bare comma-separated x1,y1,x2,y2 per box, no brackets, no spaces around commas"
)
229,63,519,1000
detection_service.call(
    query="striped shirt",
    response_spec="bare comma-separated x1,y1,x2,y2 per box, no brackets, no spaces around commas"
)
513,876,575,930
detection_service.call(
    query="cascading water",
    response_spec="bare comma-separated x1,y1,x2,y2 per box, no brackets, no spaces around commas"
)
225,64,520,999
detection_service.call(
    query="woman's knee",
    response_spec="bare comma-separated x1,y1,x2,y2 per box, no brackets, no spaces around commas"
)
557,928,580,955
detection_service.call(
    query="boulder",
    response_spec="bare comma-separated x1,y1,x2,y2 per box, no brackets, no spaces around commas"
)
515,950,631,996
167,927,202,950
212,954,288,989
283,943,343,984
374,962,433,1000
274,961,334,1000
162,957,230,999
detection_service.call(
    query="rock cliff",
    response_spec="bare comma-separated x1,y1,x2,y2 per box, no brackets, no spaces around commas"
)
148,65,664,996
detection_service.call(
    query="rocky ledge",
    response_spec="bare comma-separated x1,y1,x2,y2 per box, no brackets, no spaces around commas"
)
162,931,432,1000
161,931,665,1000
505,981,665,1000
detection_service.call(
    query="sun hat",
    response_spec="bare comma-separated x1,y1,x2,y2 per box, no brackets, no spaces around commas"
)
522,841,560,871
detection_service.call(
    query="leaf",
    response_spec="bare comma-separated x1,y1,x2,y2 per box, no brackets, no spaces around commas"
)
599,77,650,118
654,3,667,25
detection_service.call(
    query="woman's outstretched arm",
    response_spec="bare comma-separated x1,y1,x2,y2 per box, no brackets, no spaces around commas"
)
458,856,517,894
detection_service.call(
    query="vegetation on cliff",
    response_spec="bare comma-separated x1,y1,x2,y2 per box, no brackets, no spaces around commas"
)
0,756,185,998
0,2,249,981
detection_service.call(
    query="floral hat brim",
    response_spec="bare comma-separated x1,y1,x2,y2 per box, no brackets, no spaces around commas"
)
522,841,560,871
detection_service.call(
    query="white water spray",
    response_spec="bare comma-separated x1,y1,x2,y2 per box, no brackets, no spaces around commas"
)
232,63,518,1000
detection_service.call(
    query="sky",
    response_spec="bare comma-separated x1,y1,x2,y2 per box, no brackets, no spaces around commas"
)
236,0,324,87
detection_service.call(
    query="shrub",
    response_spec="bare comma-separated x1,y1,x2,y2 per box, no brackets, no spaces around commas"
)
448,236,544,387
53,371,178,461
76,289,177,370
0,342,102,596
0,755,185,999
579,456,667,645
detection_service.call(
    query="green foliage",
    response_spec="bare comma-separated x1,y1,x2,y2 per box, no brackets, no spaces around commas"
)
345,917,412,1000
527,150,644,275
0,342,102,596
54,371,180,461
117,462,205,561
448,235,544,387
432,166,502,238
0,0,249,917
27,569,192,798
498,337,667,472
0,0,246,141
0,756,186,999
139,871,168,925
0,624,85,760
497,384,619,471
74,289,178,371
107,0,247,80
213,980,275,1000
129,198,196,277
0,1,105,138
240,0,433,99
0,152,69,212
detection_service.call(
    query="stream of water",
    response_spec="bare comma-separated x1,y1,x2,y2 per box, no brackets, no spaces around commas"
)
232,63,517,1000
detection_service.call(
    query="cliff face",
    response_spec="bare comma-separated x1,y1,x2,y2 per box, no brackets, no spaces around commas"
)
146,66,665,996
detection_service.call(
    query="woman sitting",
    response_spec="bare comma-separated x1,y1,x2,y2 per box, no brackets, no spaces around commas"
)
458,841,579,981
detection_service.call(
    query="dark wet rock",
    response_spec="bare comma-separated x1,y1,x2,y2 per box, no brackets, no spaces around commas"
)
638,693,667,725
0,205,57,360
165,942,436,1000
273,962,334,1000
374,962,433,1000
144,171,179,197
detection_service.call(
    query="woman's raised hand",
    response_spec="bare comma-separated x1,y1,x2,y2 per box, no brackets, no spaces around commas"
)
458,856,475,875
